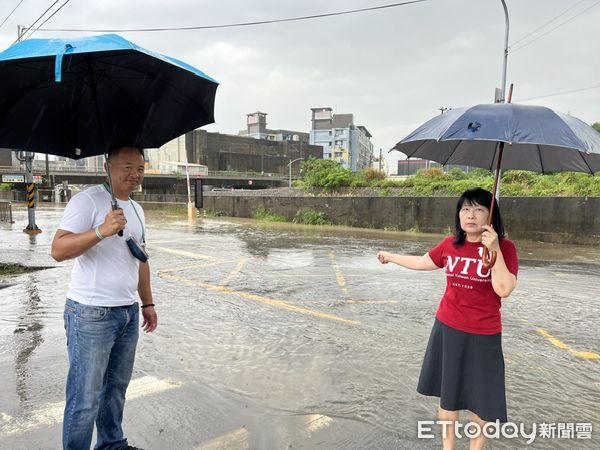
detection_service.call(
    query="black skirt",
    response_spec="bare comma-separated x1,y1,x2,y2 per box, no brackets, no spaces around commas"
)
417,318,507,422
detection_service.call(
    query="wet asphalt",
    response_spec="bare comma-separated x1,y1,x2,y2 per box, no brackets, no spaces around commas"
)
0,204,599,449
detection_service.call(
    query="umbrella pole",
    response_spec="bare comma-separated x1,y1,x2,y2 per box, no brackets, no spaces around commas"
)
482,84,513,269
87,59,123,236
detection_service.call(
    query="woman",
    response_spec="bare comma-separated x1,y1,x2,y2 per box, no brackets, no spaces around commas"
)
377,188,518,450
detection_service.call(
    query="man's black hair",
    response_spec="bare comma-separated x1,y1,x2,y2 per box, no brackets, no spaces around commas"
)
454,187,506,245
106,141,145,160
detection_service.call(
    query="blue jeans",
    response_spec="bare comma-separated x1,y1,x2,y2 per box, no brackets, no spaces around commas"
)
63,299,139,450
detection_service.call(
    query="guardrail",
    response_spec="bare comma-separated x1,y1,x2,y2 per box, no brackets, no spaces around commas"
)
0,200,13,223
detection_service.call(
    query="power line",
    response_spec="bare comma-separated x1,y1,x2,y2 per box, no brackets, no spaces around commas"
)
23,0,73,40
515,84,600,102
16,0,61,43
35,0,426,33
509,0,586,47
510,0,600,53
0,0,26,30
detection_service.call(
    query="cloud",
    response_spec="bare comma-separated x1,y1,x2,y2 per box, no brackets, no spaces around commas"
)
1,0,599,151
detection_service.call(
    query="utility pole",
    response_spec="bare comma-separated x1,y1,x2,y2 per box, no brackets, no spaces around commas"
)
15,25,42,234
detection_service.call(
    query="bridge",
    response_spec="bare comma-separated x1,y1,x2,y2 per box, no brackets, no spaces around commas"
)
0,166,287,193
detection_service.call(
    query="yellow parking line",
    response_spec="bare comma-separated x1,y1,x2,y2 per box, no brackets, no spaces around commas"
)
328,252,351,301
536,328,599,360
222,258,250,285
159,272,359,325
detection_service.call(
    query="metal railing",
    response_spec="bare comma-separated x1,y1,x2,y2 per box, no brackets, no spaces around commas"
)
0,165,289,180
0,200,13,223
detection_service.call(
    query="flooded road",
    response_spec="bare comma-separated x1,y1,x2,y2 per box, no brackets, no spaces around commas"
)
1,205,599,449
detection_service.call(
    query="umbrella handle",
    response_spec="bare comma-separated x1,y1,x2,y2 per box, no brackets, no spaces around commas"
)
482,247,497,269
482,147,502,270
111,201,124,237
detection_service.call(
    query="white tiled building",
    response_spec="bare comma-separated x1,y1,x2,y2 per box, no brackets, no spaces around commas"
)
309,107,374,172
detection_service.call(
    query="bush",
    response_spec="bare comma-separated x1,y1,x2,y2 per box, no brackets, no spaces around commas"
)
349,172,368,188
362,167,386,181
295,156,600,197
301,157,354,191
203,209,225,217
252,207,286,222
468,168,493,178
501,170,536,185
416,167,445,178
293,208,333,225
447,168,468,180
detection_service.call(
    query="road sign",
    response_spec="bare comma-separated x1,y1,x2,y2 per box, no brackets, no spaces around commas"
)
1,174,25,183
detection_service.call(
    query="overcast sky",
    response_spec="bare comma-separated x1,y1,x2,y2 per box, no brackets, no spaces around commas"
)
1,0,599,168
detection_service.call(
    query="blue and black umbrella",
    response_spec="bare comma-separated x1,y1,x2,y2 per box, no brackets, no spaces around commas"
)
0,33,218,158
0,34,218,228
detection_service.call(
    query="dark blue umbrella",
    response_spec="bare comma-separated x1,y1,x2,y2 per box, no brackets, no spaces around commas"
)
392,99,600,267
0,33,218,158
393,103,600,174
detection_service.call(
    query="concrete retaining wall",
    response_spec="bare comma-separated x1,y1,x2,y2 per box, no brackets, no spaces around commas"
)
201,195,600,245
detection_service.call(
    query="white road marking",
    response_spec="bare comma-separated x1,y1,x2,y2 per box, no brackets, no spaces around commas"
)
153,247,213,259
0,376,180,437
195,427,249,450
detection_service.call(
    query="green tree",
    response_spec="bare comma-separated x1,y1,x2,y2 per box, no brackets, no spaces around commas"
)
592,122,600,134
300,157,354,190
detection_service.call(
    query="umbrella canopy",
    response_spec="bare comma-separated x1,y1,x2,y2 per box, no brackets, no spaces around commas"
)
0,34,219,158
392,101,600,268
393,103,600,174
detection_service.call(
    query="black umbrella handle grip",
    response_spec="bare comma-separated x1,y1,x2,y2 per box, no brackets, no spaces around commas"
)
111,202,124,237
482,247,497,269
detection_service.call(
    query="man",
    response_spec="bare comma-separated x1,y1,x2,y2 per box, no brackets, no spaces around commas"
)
51,144,158,450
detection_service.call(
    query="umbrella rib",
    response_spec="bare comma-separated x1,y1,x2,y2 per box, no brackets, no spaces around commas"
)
489,142,500,172
536,144,545,175
576,148,595,175
441,140,461,166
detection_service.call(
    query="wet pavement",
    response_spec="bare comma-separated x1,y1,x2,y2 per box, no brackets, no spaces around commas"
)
1,204,599,449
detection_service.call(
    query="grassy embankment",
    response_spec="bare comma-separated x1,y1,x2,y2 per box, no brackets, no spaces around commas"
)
207,158,600,223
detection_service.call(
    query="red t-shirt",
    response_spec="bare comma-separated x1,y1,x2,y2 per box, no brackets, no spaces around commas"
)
428,236,519,334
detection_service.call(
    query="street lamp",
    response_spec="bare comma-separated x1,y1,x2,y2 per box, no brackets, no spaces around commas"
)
287,157,304,188
499,0,509,103
494,0,510,201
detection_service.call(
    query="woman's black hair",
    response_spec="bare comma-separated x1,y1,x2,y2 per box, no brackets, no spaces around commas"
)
454,187,505,245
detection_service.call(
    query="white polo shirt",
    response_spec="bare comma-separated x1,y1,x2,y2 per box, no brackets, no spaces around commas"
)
57,184,146,307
